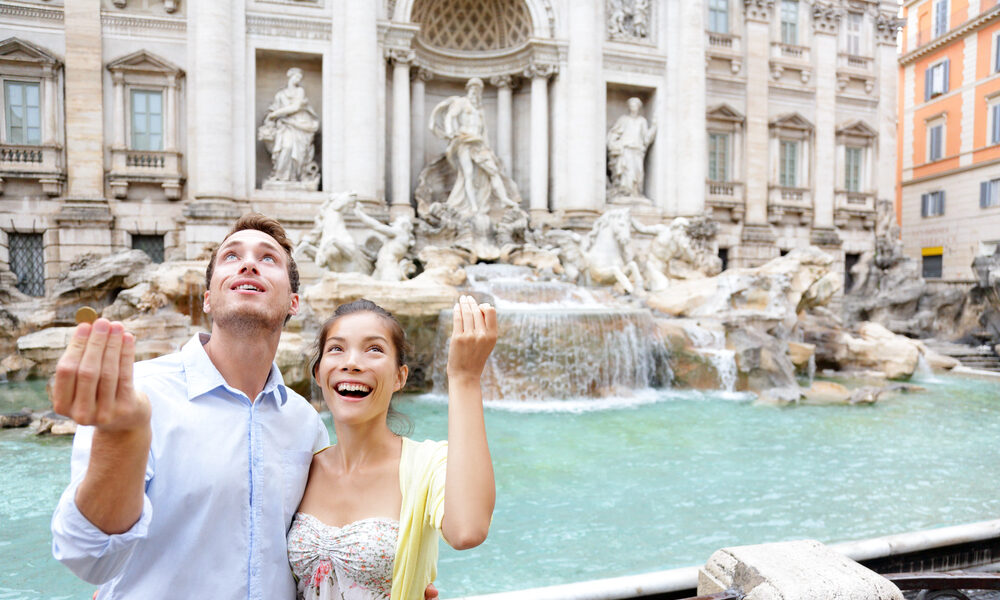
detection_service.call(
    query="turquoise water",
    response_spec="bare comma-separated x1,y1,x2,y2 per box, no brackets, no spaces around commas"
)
2,376,999,598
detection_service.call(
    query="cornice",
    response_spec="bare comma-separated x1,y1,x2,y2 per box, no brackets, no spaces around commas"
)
246,13,331,41
0,2,63,22
102,13,186,36
900,5,1000,66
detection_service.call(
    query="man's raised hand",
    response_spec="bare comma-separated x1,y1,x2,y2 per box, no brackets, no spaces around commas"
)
51,318,149,432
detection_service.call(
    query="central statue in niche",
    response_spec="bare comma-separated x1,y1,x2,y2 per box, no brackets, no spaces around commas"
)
416,77,526,261
258,67,320,190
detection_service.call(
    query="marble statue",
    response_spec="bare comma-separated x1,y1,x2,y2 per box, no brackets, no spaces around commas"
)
294,192,370,273
607,97,656,200
632,217,723,291
580,207,644,294
257,67,320,190
429,78,520,217
543,228,585,283
354,205,415,282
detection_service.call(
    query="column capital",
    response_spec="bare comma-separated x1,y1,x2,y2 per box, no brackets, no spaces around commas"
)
812,2,842,35
522,59,557,80
489,74,515,89
384,47,415,66
743,0,774,23
112,71,125,85
875,13,905,46
414,67,434,82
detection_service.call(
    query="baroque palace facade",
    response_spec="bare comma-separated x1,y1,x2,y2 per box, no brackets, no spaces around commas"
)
0,0,900,296
897,0,1000,281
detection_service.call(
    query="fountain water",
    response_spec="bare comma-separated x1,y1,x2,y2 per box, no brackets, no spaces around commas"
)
680,321,739,393
431,265,673,402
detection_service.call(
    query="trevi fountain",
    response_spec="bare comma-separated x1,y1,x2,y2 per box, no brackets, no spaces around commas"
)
2,75,1000,599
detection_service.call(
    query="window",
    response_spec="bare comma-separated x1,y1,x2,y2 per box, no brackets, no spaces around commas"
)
846,13,862,55
781,0,798,45
131,234,165,263
708,133,730,182
718,247,728,272
922,248,943,278
921,190,945,217
708,0,728,34
927,121,944,162
924,60,949,100
845,146,863,192
780,140,798,187
130,89,163,151
995,32,1000,73
7,233,44,297
990,100,1000,146
981,178,1000,208
933,0,949,38
844,253,860,292
3,80,41,145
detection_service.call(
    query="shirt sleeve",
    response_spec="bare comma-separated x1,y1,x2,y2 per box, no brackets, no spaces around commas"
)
51,425,154,585
425,441,448,531
311,412,330,453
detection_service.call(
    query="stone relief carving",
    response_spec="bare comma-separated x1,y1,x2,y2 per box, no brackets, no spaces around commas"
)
875,13,906,45
632,216,722,291
257,67,320,190
812,2,842,34
354,205,415,282
743,0,774,22
607,0,652,42
607,97,656,202
111,0,179,12
294,193,371,273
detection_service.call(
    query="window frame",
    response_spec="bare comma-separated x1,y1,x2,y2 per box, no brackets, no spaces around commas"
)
845,12,863,56
2,79,42,146
129,87,164,151
708,132,731,183
708,0,729,34
779,139,799,188
933,0,949,38
921,190,946,217
926,118,945,162
6,232,45,297
924,59,949,100
780,0,799,45
844,146,863,193
980,178,1000,209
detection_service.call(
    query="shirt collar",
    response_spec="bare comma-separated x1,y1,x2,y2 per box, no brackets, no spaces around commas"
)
180,333,290,406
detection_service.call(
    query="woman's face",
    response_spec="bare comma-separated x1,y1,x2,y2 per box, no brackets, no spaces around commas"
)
315,311,408,427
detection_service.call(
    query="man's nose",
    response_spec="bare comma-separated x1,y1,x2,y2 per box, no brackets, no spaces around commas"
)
239,258,260,273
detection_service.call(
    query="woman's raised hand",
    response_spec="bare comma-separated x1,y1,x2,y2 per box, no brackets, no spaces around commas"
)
447,295,497,382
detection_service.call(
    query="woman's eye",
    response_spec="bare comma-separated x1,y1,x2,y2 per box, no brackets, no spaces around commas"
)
368,346,384,353
326,345,342,353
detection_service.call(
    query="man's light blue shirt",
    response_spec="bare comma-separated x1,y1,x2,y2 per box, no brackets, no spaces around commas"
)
51,333,329,600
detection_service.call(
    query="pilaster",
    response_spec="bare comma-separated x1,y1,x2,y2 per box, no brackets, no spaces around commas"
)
490,75,514,176
674,0,706,216
811,3,840,233
526,62,556,221
743,0,772,226
387,48,415,217
876,12,903,204
562,2,604,215
411,69,431,192
341,0,380,204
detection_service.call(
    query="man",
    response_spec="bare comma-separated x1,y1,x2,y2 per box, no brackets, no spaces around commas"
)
50,214,436,599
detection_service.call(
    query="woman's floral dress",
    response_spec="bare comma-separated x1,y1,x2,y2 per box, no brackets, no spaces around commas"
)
288,512,399,600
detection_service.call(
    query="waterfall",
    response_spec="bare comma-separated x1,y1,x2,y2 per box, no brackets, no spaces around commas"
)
700,348,737,393
807,354,816,386
432,265,673,401
913,353,940,383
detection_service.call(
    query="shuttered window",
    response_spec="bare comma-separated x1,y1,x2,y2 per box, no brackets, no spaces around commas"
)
927,122,944,162
924,60,949,100
933,0,948,38
921,191,945,217
990,103,1000,146
980,179,1000,209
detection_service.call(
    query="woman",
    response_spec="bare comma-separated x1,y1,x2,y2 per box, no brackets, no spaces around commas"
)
288,296,497,599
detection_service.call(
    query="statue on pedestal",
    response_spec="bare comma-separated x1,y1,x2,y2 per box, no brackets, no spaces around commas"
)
258,67,320,190
607,97,656,202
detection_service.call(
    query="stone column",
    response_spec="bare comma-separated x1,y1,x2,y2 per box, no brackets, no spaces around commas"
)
875,12,903,216
811,4,840,238
526,64,555,221
388,49,415,218
562,3,604,222
490,75,514,176
674,0,707,216
341,0,380,205
56,0,112,280
165,74,177,151
736,0,778,267
411,69,431,191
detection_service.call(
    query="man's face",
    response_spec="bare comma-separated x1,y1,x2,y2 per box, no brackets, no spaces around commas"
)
203,229,299,336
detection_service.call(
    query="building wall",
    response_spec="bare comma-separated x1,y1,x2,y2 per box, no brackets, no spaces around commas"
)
899,0,1000,280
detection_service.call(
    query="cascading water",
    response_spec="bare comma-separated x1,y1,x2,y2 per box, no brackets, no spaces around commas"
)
681,321,738,393
807,354,816,386
431,265,673,401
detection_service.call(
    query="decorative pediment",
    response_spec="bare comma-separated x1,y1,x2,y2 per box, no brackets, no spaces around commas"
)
107,50,184,77
707,103,745,123
0,37,62,68
770,112,813,132
836,119,877,139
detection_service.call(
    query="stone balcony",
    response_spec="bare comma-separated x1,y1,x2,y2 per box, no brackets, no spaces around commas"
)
0,143,65,196
108,148,183,200
705,31,742,74
835,191,876,230
768,186,813,225
836,52,876,94
705,180,745,223
769,42,811,83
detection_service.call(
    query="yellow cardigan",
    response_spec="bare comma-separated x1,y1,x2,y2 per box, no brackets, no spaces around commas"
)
391,437,448,600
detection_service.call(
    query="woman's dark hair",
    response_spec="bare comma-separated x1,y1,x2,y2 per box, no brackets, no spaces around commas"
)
311,299,412,435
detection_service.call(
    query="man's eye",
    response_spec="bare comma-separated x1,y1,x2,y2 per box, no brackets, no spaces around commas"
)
224,252,238,261
261,255,276,263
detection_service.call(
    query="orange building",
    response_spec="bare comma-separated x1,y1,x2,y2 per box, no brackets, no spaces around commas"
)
898,0,1000,280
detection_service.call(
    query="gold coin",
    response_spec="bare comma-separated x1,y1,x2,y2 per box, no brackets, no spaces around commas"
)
75,306,98,324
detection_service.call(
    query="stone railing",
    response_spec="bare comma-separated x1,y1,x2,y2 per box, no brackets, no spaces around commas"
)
835,190,875,212
108,148,183,200
771,42,810,62
706,180,745,223
838,52,873,72
706,31,740,52
768,186,812,224
0,143,64,196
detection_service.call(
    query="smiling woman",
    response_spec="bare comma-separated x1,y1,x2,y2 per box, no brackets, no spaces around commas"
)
290,296,498,600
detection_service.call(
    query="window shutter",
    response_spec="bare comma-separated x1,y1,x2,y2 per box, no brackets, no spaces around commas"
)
996,34,1000,72
921,193,929,217
943,59,950,93
982,181,990,208
992,104,1000,144
925,68,932,101
940,191,945,215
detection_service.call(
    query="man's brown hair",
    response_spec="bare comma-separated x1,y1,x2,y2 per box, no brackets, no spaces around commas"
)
204,213,300,293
